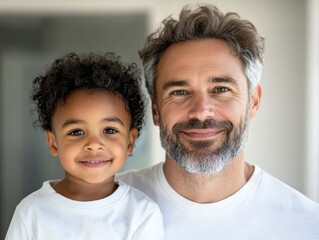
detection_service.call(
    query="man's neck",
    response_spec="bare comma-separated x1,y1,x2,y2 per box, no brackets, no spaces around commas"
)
163,154,254,203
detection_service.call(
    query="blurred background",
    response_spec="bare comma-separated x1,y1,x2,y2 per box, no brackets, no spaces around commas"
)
0,0,318,237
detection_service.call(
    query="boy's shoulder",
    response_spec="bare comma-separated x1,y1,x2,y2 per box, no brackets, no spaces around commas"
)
117,180,159,209
13,181,52,213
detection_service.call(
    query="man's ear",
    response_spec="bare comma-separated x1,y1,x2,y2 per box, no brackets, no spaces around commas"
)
249,84,262,119
151,99,159,126
45,130,58,156
127,128,138,155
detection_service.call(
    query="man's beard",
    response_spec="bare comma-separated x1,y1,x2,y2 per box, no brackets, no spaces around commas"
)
159,112,250,174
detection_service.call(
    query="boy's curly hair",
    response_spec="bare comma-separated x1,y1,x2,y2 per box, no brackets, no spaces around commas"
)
32,52,145,136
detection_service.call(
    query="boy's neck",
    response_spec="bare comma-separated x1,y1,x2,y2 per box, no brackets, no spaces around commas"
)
52,178,118,201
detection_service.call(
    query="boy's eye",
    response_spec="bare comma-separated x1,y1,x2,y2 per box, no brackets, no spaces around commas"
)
68,129,84,136
104,128,118,134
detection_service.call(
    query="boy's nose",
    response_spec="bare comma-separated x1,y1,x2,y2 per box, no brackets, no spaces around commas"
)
85,136,105,151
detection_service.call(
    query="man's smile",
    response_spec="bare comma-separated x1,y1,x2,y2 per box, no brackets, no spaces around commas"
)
179,129,224,140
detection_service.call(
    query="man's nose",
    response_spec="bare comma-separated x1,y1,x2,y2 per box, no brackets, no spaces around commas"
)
188,94,215,121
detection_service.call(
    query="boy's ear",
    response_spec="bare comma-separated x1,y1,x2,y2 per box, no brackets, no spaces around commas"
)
45,130,58,156
127,128,138,155
151,99,159,126
249,84,262,119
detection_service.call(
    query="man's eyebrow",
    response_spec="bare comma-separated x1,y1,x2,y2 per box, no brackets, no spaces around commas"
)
61,117,125,128
161,77,239,91
209,76,238,86
162,80,188,91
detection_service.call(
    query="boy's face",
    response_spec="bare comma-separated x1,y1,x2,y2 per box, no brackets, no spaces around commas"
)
46,89,138,185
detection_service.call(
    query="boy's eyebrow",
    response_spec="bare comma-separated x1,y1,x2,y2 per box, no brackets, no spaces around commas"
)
61,119,84,128
61,117,125,128
103,117,125,126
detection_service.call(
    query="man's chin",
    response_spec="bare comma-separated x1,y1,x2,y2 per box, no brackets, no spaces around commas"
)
175,156,228,174
180,140,223,153
188,140,216,149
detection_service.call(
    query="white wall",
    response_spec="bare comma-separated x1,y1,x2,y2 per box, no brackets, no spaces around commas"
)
305,0,319,201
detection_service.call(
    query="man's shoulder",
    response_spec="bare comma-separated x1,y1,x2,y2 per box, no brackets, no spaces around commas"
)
257,167,319,212
117,162,163,182
115,162,164,199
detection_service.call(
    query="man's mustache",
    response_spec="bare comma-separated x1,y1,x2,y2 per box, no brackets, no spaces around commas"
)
172,118,233,134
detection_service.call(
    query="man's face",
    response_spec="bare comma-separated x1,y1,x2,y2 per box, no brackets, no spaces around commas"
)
153,39,261,173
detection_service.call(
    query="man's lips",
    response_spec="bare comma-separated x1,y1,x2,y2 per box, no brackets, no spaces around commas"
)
180,129,223,139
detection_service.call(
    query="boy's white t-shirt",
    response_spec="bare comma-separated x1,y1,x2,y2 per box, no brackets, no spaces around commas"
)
5,181,164,240
117,162,319,240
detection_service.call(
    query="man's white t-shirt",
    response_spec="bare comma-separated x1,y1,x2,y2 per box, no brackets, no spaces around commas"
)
5,181,164,240
117,162,319,240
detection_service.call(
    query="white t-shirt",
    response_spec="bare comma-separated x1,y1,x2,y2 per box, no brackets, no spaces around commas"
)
117,162,319,240
5,180,164,240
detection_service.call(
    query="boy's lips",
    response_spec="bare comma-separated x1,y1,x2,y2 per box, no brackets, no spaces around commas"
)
79,156,111,168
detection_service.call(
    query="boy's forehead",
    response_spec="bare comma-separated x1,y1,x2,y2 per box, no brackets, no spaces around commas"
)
52,89,130,123
62,89,121,104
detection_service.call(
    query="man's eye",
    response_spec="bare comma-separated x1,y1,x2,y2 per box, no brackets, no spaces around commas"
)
171,90,187,95
213,87,230,93
104,128,118,134
68,129,84,136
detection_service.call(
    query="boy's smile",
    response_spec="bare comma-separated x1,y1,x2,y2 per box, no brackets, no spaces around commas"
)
45,89,138,200
79,155,111,168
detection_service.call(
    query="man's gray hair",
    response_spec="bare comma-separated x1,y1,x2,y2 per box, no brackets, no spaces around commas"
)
139,4,265,97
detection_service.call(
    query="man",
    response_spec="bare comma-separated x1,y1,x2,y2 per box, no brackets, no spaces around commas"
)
117,4,319,239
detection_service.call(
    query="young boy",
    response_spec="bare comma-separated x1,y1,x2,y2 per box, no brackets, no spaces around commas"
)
5,53,164,240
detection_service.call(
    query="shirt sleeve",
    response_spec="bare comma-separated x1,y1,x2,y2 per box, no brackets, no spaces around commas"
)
131,206,165,240
5,210,29,240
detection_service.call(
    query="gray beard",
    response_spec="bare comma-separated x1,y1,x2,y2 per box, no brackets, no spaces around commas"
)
159,115,250,174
